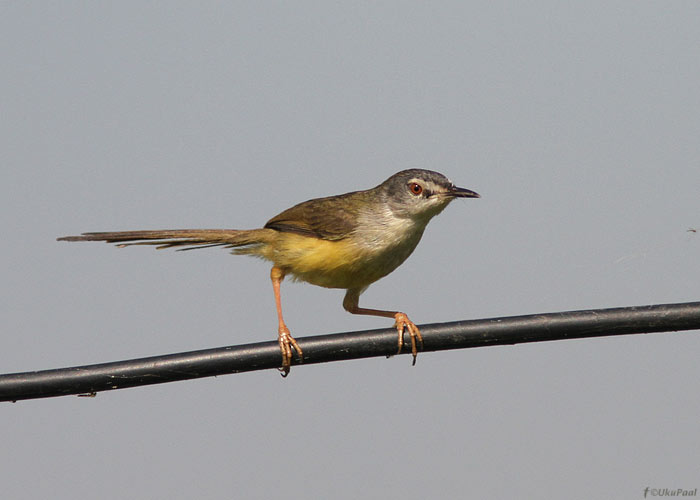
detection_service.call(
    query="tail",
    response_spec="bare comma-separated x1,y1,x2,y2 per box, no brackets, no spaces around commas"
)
57,229,275,251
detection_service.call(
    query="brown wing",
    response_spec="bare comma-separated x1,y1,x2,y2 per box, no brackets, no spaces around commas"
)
264,190,366,240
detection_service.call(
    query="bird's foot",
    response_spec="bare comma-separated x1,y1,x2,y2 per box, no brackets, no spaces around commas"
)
394,312,423,365
278,325,303,377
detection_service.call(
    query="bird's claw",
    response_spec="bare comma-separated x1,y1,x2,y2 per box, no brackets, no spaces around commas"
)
278,325,302,376
393,312,423,365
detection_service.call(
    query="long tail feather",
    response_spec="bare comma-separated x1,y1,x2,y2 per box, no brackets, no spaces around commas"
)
57,229,272,251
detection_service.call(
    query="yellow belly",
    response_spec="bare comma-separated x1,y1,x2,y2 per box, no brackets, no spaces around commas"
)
248,232,413,290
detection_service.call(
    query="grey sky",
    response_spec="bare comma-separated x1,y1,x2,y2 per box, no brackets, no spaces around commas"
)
2,2,699,499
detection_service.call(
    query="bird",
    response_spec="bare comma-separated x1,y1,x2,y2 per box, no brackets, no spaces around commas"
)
58,169,480,375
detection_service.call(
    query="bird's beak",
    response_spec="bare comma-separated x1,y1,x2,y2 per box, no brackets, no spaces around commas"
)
450,186,480,198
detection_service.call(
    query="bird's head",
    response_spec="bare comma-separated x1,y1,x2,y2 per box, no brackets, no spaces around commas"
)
378,169,480,222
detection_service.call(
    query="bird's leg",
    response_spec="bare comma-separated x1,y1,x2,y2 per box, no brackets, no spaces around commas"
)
342,289,423,365
270,266,302,376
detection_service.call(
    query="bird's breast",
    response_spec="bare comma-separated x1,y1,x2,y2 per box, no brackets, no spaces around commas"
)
266,216,426,290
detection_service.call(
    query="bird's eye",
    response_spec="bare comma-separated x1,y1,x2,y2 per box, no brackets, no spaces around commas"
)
408,182,423,196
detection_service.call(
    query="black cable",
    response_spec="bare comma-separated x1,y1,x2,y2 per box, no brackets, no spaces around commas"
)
1,301,699,402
